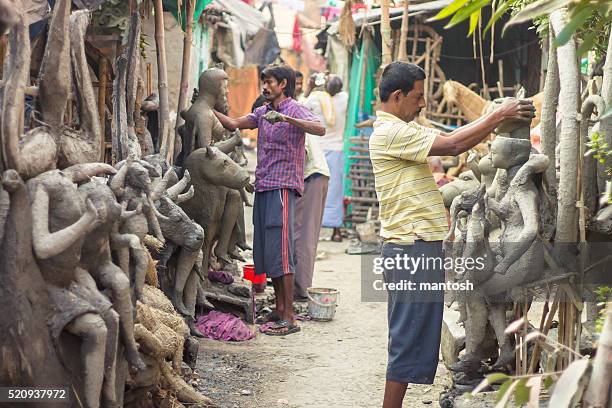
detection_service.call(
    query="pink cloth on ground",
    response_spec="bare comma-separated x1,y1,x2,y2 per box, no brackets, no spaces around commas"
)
196,311,255,342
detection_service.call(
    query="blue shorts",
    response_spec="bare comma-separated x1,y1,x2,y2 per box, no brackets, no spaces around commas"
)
382,240,444,384
253,189,295,279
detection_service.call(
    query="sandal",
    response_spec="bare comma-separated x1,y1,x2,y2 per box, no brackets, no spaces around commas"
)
255,310,281,325
261,320,301,336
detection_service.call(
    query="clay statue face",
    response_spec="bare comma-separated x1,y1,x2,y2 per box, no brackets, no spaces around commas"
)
157,197,204,251
214,89,229,115
490,137,531,169
197,68,229,106
439,170,480,207
193,146,250,189
126,163,152,193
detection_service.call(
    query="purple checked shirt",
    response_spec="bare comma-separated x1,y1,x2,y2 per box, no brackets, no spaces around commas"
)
247,98,319,195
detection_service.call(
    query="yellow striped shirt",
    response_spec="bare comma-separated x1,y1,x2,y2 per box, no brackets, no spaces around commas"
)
369,111,448,243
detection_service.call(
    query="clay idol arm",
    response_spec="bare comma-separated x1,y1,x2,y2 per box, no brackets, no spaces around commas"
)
493,190,539,274
110,232,141,250
31,186,99,259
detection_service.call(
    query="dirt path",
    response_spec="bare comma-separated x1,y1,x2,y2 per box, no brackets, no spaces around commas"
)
195,237,451,408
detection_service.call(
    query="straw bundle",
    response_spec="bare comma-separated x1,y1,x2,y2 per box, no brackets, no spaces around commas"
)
338,0,355,48
145,250,159,287
142,284,175,314
443,80,491,122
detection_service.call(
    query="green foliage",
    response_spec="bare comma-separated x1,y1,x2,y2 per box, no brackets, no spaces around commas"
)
430,0,612,57
586,132,612,175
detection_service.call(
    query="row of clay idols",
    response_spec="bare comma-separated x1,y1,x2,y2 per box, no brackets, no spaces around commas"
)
2,138,251,408
438,107,551,381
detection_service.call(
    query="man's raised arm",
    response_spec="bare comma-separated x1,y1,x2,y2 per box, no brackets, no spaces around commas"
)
214,110,257,131
429,99,535,157
282,115,326,136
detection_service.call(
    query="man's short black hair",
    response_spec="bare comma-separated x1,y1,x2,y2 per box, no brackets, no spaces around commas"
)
261,65,296,98
326,75,343,96
379,62,426,102
295,70,304,79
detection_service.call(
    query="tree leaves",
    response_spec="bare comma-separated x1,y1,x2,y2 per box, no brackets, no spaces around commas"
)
469,10,482,36
471,372,510,395
430,0,470,21
553,6,592,46
506,0,570,28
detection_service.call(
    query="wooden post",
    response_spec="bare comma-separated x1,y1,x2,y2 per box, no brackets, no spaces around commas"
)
98,57,108,162
380,0,392,66
358,31,370,112
175,0,196,161
397,0,409,61
153,0,171,160
424,38,431,105
146,62,153,96
497,59,504,97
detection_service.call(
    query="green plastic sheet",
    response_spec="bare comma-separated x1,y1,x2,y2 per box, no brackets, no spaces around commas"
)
163,0,212,31
343,34,381,199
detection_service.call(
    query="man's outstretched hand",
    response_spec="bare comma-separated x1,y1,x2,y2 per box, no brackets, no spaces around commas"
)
263,111,286,124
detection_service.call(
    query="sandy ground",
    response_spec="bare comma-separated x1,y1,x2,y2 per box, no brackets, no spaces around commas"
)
195,236,451,408
193,149,450,407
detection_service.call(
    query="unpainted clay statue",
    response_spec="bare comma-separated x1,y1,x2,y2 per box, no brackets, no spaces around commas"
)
156,196,204,318
78,180,147,373
176,68,229,165
212,100,253,262
140,155,205,330
2,11,56,178
180,146,251,283
2,4,102,179
447,109,549,377
0,0,17,35
110,158,164,303
28,163,120,408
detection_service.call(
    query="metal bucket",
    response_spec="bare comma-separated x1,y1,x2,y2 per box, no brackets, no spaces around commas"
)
307,287,339,321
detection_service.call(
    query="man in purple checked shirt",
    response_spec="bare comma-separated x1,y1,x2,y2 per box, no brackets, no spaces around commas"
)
215,65,325,336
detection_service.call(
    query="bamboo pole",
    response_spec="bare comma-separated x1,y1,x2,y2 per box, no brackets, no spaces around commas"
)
397,0,409,61
153,0,171,160
380,0,392,66
175,0,196,161
358,31,370,112
98,57,108,162
146,63,153,96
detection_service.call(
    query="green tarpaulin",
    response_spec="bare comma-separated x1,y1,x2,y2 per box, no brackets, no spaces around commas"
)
163,0,212,31
343,33,381,199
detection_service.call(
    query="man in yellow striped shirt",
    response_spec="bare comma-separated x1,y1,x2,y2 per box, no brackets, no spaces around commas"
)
370,61,535,408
